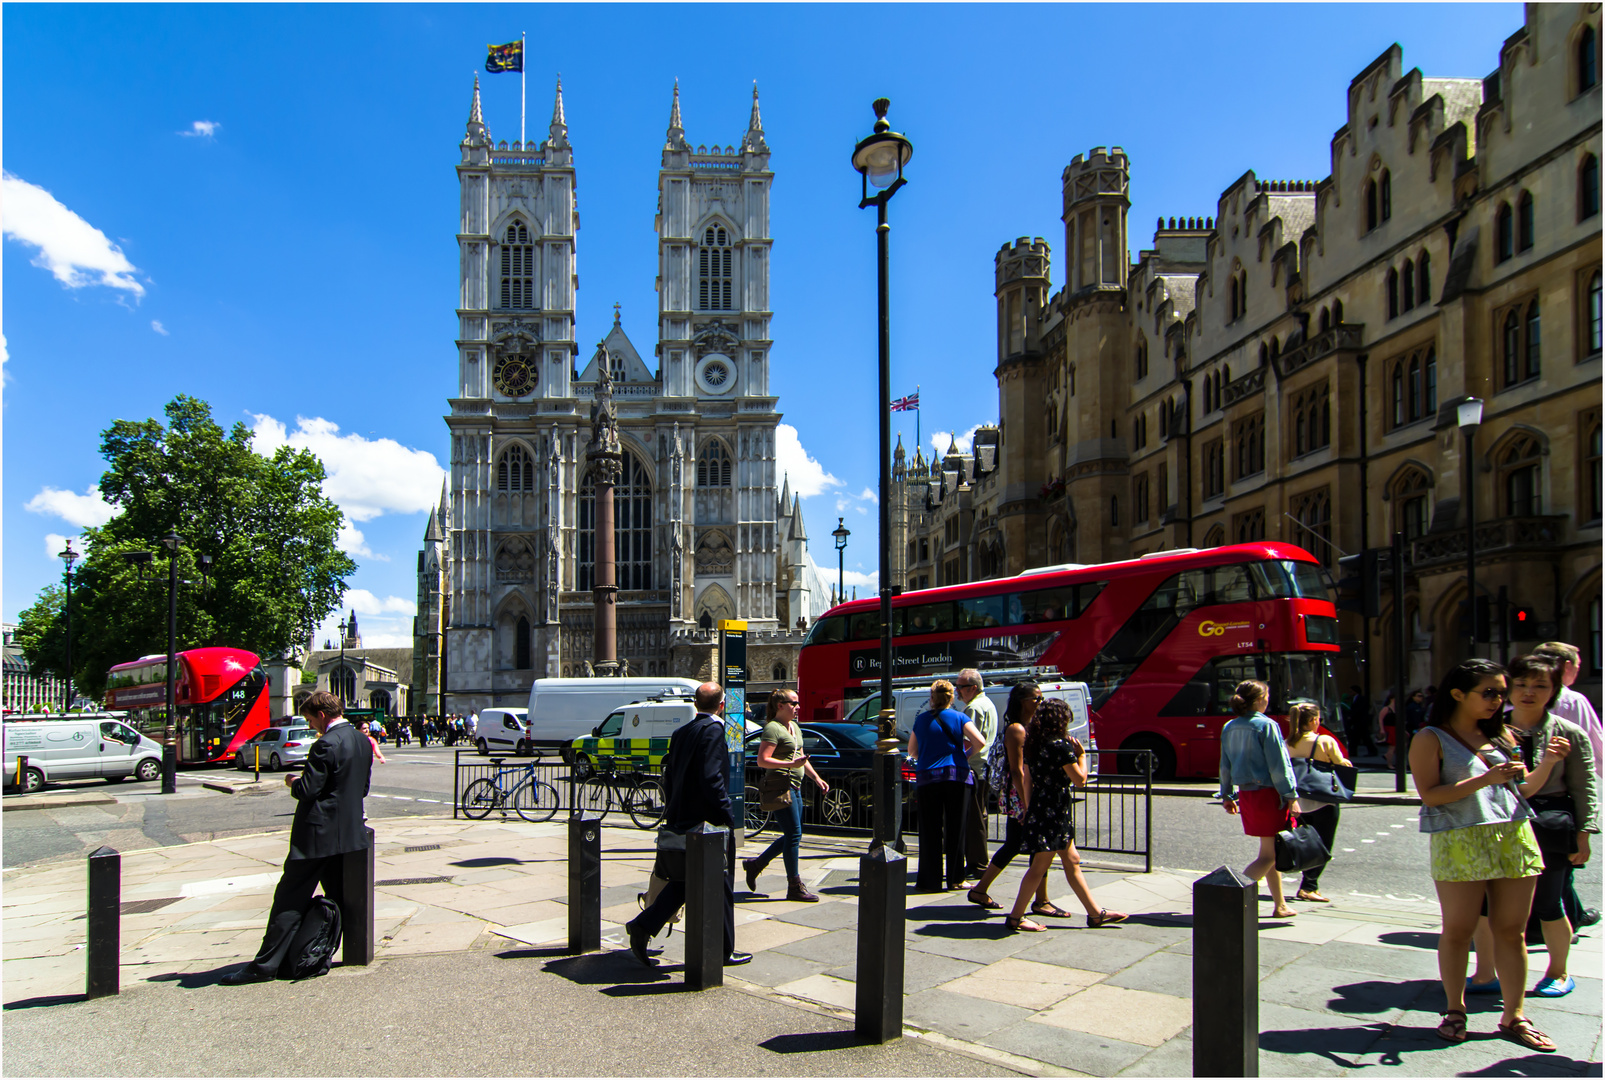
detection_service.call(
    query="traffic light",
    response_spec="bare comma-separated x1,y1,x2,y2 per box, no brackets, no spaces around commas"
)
1336,549,1382,618
1509,605,1536,641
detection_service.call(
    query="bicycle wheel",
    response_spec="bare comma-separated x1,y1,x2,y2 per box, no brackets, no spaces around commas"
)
626,776,666,830
514,780,560,823
461,778,501,819
575,775,612,823
744,784,771,839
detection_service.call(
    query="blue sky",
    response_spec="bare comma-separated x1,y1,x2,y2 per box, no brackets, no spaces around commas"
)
3,3,1523,648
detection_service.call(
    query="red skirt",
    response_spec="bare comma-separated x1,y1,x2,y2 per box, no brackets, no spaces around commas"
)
1239,787,1296,837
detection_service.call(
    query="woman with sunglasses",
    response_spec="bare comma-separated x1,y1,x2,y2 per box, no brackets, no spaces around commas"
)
968,682,1060,915
1409,658,1550,1052
743,688,828,902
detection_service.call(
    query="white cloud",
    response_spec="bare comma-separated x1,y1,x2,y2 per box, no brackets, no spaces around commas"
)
929,424,985,458
44,533,70,561
1,173,145,297
180,120,220,138
342,589,415,616
856,487,878,505
775,423,841,499
150,320,169,335
842,568,879,593
855,505,869,515
251,414,445,523
336,521,388,561
26,486,116,528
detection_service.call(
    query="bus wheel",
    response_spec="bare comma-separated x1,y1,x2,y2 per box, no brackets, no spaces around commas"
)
136,758,162,782
1118,736,1175,781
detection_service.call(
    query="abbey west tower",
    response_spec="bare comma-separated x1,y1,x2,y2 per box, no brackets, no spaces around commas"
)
430,78,783,714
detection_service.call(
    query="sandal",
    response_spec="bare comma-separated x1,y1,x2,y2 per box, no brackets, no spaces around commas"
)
1087,909,1128,928
1031,901,1073,918
1437,1010,1467,1043
966,888,1001,909
1004,914,1047,933
1498,1017,1556,1053
1295,890,1330,903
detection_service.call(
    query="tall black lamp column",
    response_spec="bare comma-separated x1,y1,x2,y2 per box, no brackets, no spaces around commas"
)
59,540,79,712
1456,397,1483,648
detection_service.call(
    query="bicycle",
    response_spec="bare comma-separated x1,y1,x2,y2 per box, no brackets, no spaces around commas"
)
460,760,560,822
571,769,667,829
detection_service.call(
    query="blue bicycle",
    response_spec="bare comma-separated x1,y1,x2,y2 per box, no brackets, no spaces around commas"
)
460,761,560,822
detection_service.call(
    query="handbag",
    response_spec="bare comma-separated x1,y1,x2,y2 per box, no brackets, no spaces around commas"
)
639,870,683,927
1290,741,1356,803
653,826,688,882
1275,820,1331,872
758,765,793,811
1527,793,1578,854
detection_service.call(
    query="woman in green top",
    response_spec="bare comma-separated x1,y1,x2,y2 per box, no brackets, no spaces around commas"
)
743,688,830,902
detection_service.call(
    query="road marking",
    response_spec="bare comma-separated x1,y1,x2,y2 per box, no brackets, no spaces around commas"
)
1342,848,1356,852
1375,832,1391,836
389,796,414,801
1390,824,1404,828
1363,839,1376,843
417,798,442,804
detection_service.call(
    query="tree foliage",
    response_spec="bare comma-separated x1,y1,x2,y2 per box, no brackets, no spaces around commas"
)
17,396,357,699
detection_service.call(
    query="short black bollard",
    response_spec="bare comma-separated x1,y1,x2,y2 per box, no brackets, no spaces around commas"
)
86,845,120,998
854,842,907,1042
567,815,601,954
160,744,177,795
684,822,727,990
1193,866,1258,1077
13,753,31,792
341,826,375,967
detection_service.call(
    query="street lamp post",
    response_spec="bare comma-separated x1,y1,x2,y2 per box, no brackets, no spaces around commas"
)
59,540,79,713
1457,397,1484,649
851,95,912,1045
161,532,181,793
337,617,349,707
832,518,851,608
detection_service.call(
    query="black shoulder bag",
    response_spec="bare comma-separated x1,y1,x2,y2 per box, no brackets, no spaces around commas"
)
1520,730,1578,855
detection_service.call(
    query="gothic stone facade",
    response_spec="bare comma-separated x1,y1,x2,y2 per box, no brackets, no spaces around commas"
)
896,4,1603,705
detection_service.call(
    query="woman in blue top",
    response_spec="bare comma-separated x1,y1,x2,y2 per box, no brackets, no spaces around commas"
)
1217,679,1299,919
908,679,983,892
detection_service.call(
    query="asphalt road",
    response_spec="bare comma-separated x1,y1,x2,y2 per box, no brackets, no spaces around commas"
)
4,744,1601,916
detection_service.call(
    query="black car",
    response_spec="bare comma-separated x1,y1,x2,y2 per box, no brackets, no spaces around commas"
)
743,721,911,832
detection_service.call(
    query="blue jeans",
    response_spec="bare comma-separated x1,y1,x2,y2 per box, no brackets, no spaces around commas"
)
752,787,803,879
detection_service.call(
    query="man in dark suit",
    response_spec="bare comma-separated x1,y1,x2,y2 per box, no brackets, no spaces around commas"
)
625,682,752,968
222,690,373,984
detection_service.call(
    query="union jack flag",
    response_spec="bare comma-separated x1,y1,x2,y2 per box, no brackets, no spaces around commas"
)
890,392,920,412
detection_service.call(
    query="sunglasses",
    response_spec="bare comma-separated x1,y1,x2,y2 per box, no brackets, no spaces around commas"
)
1476,687,1508,702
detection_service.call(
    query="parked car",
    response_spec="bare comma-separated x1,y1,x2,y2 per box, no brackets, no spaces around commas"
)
743,721,907,828
234,726,316,771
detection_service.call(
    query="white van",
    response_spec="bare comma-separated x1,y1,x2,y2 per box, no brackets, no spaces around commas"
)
526,677,701,761
840,679,1097,774
474,707,532,756
3,718,165,792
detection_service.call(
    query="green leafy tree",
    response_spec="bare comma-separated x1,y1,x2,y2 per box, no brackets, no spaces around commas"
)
17,396,357,698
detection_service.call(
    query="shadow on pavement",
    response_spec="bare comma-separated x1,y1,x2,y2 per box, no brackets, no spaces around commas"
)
1327,977,1436,1014
491,947,571,961
3,994,89,1011
760,1031,870,1054
601,980,696,997
1125,911,1193,928
449,856,531,868
146,964,242,989
1460,1053,1602,1076
1377,930,1441,950
911,920,1032,940
1261,1022,1383,1070
541,951,674,987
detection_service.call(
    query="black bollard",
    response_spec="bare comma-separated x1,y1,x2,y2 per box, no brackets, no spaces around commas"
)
341,826,375,967
86,846,120,998
14,753,31,793
160,743,177,795
684,822,727,990
567,816,601,954
1193,866,1258,1077
854,842,907,1042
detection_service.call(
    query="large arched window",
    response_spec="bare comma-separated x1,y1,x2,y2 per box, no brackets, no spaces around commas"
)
1496,203,1515,262
1424,347,1438,416
1393,468,1432,541
1408,355,1422,420
698,225,733,311
1318,307,1330,333
1579,23,1599,93
1365,178,1379,232
1292,488,1333,566
1524,300,1541,380
578,450,654,592
1391,362,1405,427
1499,435,1543,517
1386,267,1400,319
1582,154,1601,221
1228,275,1240,321
497,444,535,491
1503,309,1522,386
1516,191,1536,252
515,615,531,670
696,440,732,487
1418,250,1432,305
500,221,534,309
1402,260,1416,311
1333,298,1344,324
1589,270,1603,354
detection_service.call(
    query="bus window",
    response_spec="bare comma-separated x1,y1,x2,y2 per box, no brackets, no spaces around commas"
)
957,595,1008,630
1018,586,1075,624
1289,561,1330,602
1161,653,1335,719
849,611,883,641
1212,564,1256,603
805,615,847,646
1078,580,1108,610
902,603,952,635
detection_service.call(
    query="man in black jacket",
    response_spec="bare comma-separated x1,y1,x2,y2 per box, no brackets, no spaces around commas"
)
625,682,752,968
222,690,373,984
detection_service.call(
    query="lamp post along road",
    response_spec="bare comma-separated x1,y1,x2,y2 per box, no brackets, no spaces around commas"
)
852,95,912,1045
832,518,850,610
338,617,349,707
1457,397,1483,649
162,532,181,793
60,541,79,713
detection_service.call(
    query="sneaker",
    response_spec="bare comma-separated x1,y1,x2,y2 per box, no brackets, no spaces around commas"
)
724,951,754,966
1579,908,1601,928
1466,977,1501,995
1533,975,1575,997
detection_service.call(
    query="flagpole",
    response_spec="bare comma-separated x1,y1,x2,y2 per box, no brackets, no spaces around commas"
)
915,384,921,456
520,31,527,147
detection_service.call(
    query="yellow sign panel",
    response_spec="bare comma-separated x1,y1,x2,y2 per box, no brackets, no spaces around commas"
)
717,619,748,633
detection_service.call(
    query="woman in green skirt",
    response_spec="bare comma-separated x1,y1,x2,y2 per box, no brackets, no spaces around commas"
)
1409,657,1552,1052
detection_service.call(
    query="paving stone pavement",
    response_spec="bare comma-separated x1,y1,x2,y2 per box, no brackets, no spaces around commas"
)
2,814,1600,1077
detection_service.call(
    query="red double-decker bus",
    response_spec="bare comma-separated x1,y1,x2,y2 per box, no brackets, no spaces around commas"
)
103,648,270,764
797,542,1341,779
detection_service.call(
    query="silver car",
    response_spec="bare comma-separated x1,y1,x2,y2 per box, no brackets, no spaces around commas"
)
233,726,316,771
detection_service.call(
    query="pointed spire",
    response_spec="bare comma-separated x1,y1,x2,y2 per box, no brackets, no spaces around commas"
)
893,434,906,463
743,81,769,153
424,506,442,543
548,74,569,149
466,74,486,139
665,79,689,152
439,477,450,530
778,473,791,514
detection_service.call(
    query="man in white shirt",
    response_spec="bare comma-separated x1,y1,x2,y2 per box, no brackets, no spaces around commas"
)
1537,642,1602,781
955,668,999,880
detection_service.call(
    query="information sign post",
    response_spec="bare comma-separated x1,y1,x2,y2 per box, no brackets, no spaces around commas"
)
718,620,748,849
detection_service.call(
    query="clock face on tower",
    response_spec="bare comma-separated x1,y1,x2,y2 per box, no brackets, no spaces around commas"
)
493,353,537,397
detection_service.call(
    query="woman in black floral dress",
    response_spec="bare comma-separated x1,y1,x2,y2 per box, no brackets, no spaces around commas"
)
1003,698,1128,932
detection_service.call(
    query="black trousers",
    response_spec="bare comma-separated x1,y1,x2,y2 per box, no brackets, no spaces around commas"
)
1297,803,1341,892
916,781,969,890
964,779,992,874
627,833,735,955
244,855,345,976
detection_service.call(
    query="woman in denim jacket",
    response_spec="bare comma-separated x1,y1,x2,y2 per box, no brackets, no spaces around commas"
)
1218,679,1298,918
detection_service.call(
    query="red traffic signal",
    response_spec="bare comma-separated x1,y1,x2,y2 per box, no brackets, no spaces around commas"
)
1509,605,1536,640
